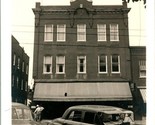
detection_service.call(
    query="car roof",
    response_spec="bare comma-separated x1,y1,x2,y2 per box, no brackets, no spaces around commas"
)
12,102,30,109
67,105,124,113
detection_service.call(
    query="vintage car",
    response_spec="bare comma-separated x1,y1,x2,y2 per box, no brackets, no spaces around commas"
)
12,102,42,125
49,105,134,125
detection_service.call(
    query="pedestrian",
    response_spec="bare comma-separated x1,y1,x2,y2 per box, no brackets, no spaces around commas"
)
34,105,44,121
122,113,134,125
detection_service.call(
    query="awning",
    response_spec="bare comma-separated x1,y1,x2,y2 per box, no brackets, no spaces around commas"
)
33,82,132,102
140,89,146,103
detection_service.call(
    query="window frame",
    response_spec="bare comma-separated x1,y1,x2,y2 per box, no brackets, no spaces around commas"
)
56,56,65,74
139,60,146,78
13,53,16,65
57,24,66,42
98,55,108,74
77,56,86,74
97,24,106,41
43,56,53,74
44,24,53,42
111,55,120,73
110,24,119,41
77,24,86,41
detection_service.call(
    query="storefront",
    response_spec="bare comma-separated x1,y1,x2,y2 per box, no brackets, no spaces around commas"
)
33,82,133,119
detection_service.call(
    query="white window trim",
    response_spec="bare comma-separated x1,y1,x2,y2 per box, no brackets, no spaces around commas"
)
57,24,66,42
139,60,146,78
26,64,29,74
110,24,119,41
98,55,108,74
97,24,106,42
17,57,20,69
13,54,16,65
77,56,86,74
111,55,120,73
77,24,86,42
56,56,65,74
43,56,52,74
44,24,53,42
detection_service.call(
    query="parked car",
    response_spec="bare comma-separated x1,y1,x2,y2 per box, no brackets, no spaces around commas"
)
48,105,134,125
12,102,42,125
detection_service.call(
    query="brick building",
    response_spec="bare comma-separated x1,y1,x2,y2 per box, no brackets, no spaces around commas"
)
12,35,29,104
130,46,146,119
32,0,133,119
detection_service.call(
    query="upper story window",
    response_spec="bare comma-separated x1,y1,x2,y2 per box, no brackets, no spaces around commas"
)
110,24,119,41
77,56,86,73
22,61,25,72
57,24,66,41
44,24,53,42
43,56,52,74
16,77,19,88
111,55,120,73
25,81,28,91
13,53,16,65
77,24,86,41
17,57,20,69
12,75,14,87
56,56,65,74
97,24,106,41
98,55,107,73
26,64,29,74
21,80,24,90
139,60,146,78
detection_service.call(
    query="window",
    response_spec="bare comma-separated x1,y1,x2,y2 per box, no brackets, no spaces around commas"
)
22,61,25,72
44,24,53,41
139,60,146,78
98,55,107,73
16,77,19,88
57,24,66,41
110,24,119,41
77,24,86,41
97,24,106,41
12,75,14,87
67,110,82,122
26,64,29,74
13,54,16,65
21,80,23,90
43,56,52,74
111,55,120,73
77,56,86,73
25,81,28,91
56,56,65,74
83,112,96,124
17,57,20,69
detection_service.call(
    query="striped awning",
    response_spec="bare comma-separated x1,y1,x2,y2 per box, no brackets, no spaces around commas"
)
33,82,132,102
140,89,146,103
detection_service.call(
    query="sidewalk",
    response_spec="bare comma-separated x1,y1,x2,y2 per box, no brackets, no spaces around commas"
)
134,120,146,125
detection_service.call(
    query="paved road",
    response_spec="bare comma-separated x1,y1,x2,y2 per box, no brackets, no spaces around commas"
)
40,119,146,125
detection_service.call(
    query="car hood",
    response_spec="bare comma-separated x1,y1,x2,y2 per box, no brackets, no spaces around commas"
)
12,120,41,125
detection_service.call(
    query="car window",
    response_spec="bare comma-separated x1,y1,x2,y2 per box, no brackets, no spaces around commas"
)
83,112,96,124
67,110,82,122
12,107,33,120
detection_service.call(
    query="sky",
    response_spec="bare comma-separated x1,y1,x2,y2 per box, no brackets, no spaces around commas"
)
11,0,146,88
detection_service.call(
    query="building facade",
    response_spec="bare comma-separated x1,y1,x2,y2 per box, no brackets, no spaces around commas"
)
12,35,29,104
130,46,146,119
32,0,133,119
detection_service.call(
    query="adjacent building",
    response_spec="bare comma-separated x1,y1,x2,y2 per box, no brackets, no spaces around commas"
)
32,0,134,119
12,35,29,105
130,46,146,119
